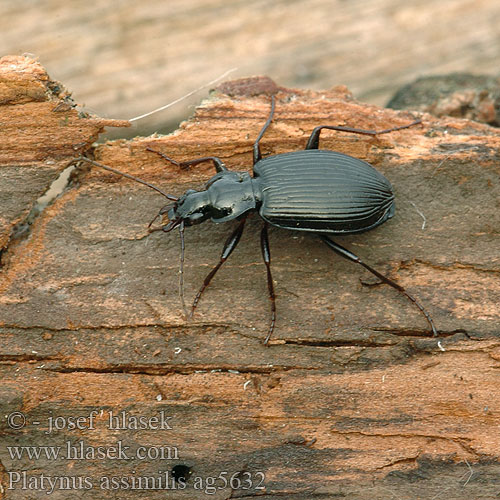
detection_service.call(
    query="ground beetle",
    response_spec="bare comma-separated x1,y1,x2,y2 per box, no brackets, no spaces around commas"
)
81,96,437,344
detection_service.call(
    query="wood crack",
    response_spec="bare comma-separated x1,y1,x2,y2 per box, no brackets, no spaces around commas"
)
43,363,318,375
413,259,500,274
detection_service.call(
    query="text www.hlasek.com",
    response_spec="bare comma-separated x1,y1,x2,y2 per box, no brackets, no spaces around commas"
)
7,440,178,461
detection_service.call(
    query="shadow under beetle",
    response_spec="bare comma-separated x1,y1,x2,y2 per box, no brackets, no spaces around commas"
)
81,96,437,344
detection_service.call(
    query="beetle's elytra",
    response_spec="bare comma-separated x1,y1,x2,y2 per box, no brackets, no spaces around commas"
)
81,96,437,344
254,149,395,233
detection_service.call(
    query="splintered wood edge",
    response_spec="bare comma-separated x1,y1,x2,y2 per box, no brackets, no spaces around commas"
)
0,55,129,250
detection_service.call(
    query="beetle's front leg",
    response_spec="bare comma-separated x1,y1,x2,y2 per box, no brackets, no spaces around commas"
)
146,147,228,173
190,216,247,317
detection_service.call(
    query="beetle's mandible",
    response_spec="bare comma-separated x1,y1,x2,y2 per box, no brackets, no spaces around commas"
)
81,96,437,344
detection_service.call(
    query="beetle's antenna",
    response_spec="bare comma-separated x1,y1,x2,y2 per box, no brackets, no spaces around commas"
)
78,156,178,201
148,216,187,316
179,220,188,318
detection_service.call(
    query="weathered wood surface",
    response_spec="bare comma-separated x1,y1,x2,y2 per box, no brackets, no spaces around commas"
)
0,55,128,251
1,57,500,499
388,73,500,126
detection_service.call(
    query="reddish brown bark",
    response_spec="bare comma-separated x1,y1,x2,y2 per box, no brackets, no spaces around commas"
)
0,57,499,499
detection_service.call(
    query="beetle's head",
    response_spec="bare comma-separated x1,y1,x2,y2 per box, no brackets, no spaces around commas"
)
154,170,256,232
158,189,211,231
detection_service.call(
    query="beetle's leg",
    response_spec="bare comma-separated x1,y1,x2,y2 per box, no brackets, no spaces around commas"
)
305,120,421,150
190,215,247,317
253,95,276,165
178,220,187,317
319,235,437,337
146,148,228,173
260,222,276,345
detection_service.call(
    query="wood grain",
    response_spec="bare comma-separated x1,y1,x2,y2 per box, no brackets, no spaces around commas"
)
0,56,128,252
1,58,499,499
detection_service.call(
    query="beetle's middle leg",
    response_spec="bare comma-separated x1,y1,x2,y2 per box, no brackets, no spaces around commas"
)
305,120,421,150
260,222,276,345
319,235,437,337
190,215,247,317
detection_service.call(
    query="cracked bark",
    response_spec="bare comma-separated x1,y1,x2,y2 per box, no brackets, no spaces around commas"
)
0,57,499,499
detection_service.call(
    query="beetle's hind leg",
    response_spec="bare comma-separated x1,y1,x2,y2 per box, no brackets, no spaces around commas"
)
261,222,276,345
253,95,276,165
190,216,247,318
319,235,437,337
305,120,421,150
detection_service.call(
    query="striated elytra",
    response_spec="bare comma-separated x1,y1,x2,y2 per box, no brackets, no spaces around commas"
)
81,96,437,344
254,149,395,233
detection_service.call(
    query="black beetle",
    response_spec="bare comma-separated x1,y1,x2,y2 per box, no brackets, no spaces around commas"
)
80,96,437,344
